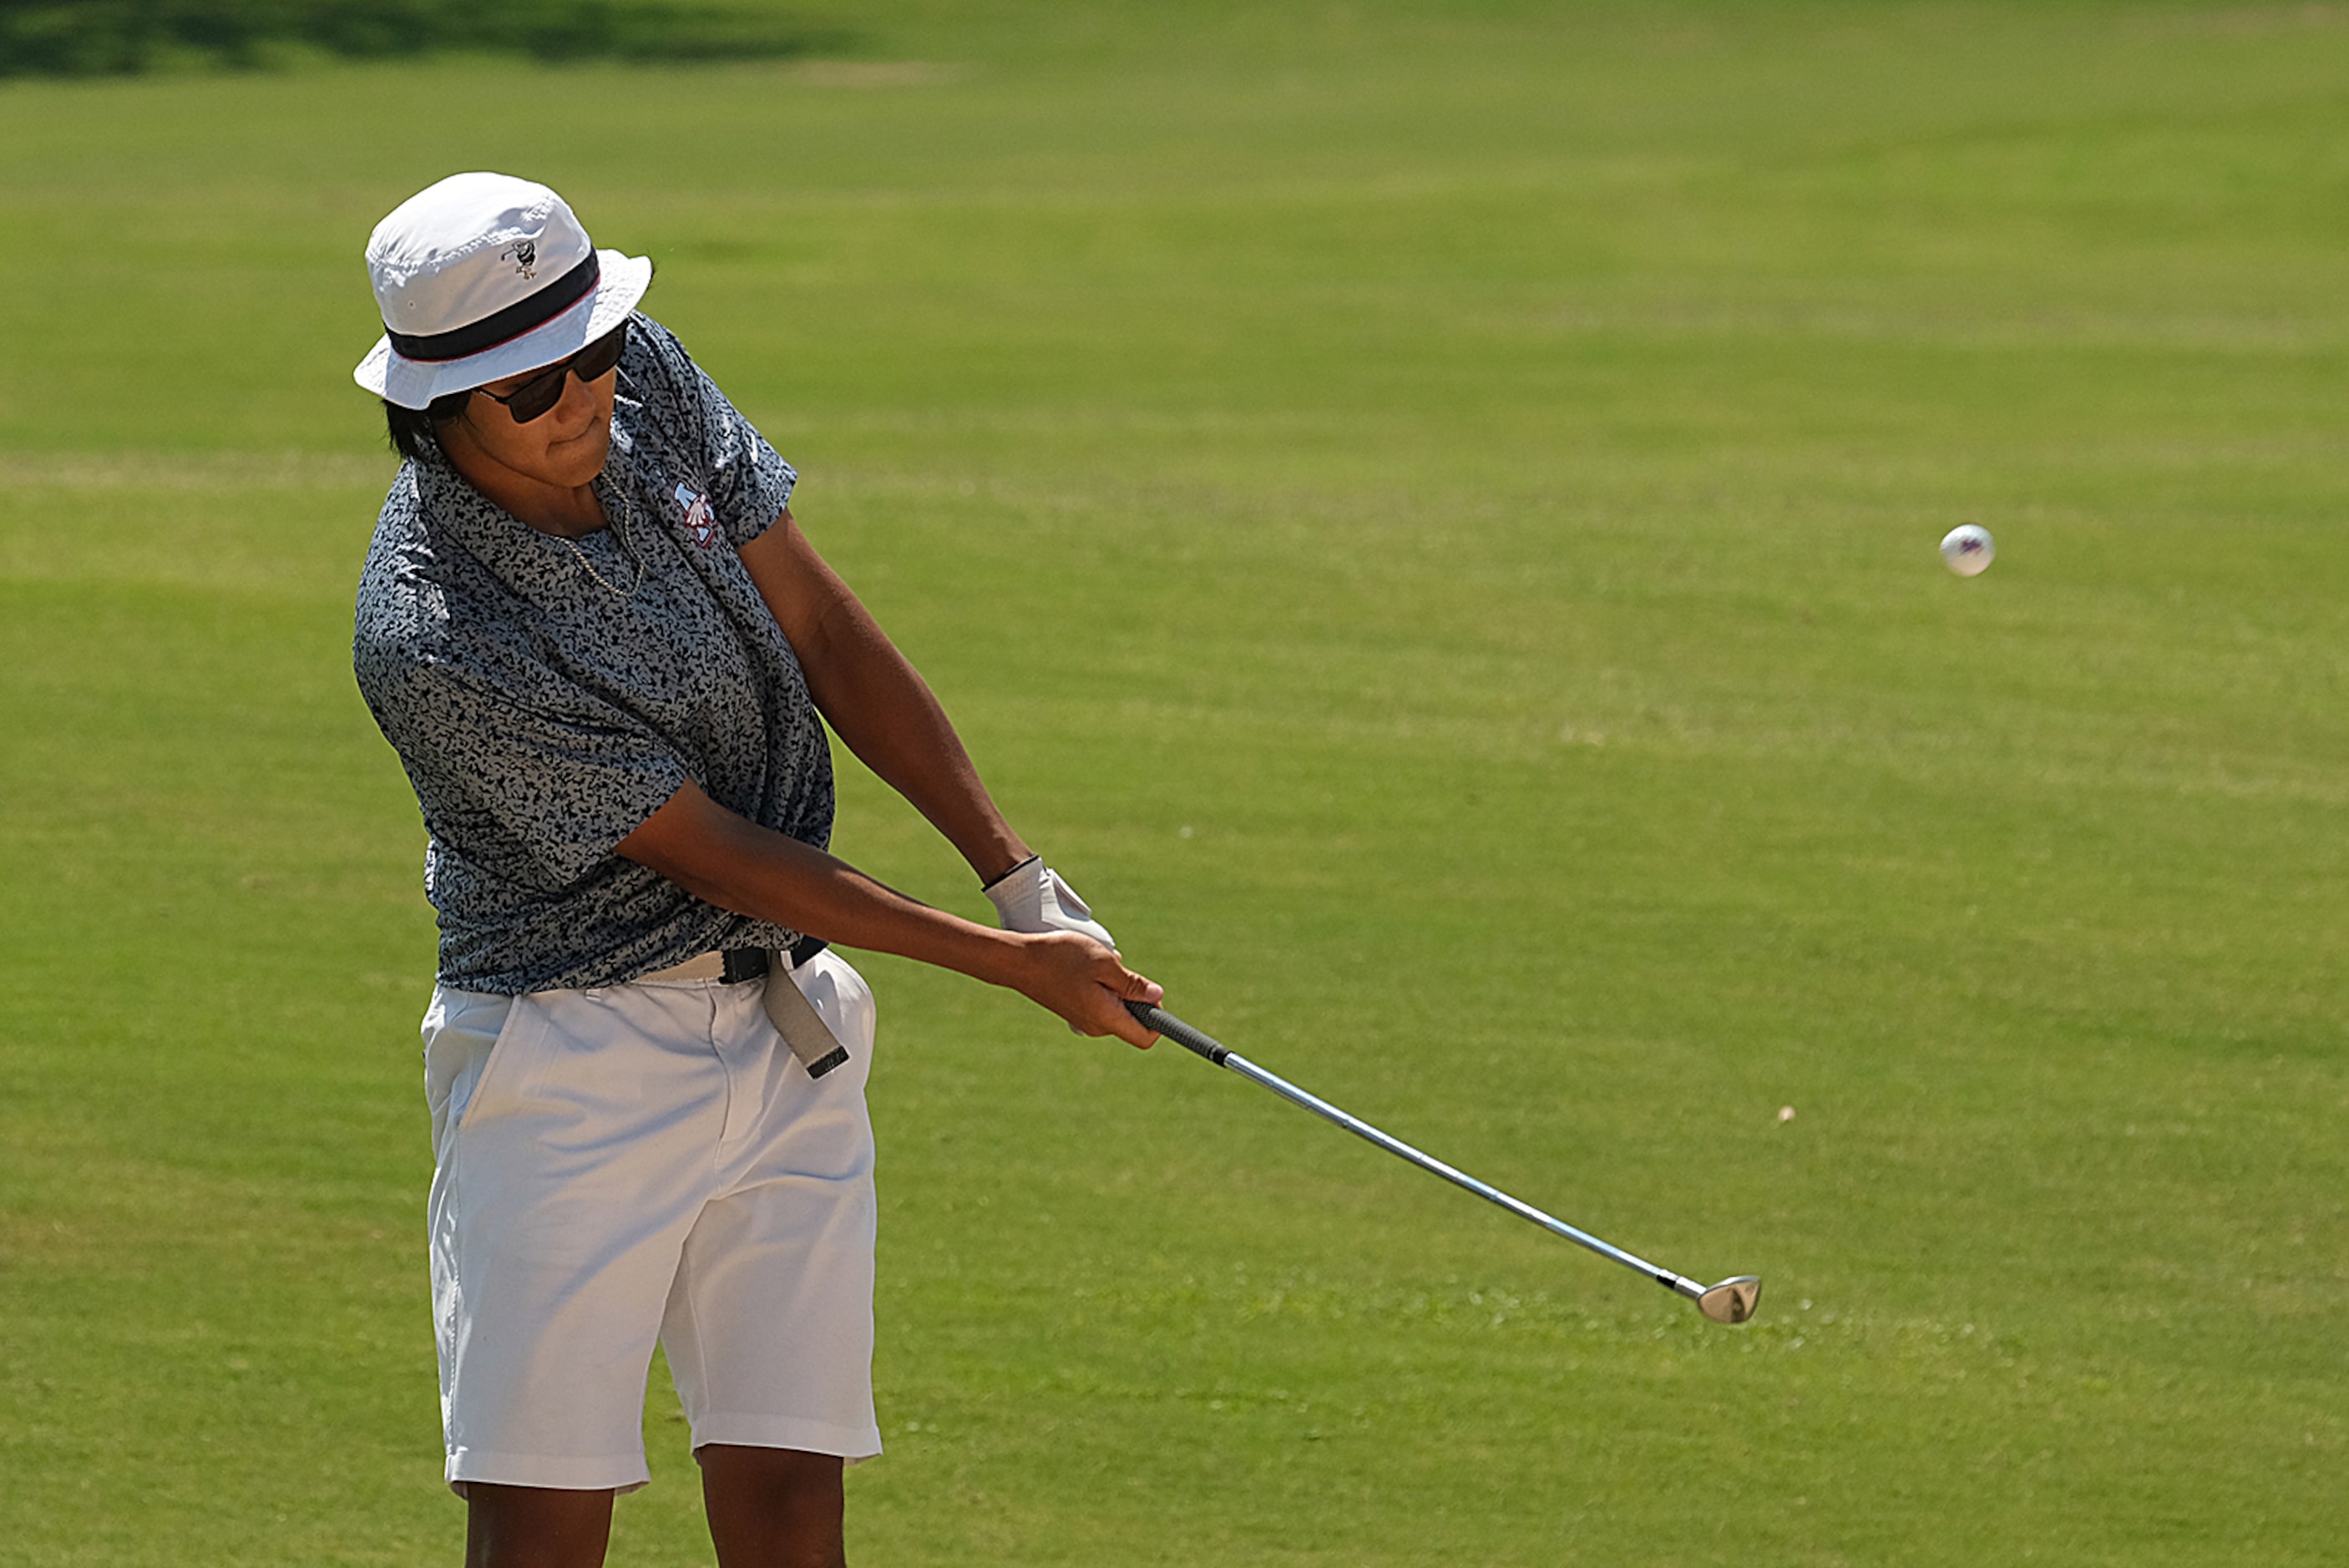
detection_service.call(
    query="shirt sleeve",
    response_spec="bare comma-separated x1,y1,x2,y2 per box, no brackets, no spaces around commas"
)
361,646,689,893
635,316,797,549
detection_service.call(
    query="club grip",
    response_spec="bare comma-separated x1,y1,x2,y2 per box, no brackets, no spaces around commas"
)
1124,1000,1230,1065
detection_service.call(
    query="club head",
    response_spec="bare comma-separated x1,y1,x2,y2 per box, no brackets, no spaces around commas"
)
1696,1277,1762,1324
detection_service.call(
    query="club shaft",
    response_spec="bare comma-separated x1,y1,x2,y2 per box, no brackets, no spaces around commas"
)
1130,1002,1699,1298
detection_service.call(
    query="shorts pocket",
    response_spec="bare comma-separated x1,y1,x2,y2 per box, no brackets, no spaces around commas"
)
423,989,530,1156
794,951,877,1057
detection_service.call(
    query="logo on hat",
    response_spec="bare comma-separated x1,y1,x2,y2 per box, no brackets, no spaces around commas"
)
504,238,539,279
675,481,718,549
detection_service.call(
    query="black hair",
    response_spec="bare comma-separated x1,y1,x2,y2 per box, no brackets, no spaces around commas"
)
382,389,476,461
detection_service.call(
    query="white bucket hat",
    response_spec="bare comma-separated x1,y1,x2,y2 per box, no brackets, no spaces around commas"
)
352,172,652,410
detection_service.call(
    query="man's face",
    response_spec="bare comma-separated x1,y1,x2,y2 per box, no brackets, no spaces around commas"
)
445,341,619,491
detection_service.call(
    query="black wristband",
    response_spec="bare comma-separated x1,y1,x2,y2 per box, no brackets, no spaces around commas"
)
980,853,1040,894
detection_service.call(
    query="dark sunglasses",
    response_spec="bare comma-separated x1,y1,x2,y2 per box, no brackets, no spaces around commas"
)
476,322,629,423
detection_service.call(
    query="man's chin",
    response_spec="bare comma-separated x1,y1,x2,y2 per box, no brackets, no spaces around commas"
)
551,427,615,485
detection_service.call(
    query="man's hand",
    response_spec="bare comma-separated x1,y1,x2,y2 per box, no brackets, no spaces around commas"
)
1008,931,1161,1048
984,856,1116,948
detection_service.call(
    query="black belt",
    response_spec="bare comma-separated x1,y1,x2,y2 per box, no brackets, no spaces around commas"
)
721,936,828,984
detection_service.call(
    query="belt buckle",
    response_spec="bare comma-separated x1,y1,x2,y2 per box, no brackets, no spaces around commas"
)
719,948,771,985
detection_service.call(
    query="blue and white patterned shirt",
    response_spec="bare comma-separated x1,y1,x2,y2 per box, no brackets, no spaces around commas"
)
353,314,833,993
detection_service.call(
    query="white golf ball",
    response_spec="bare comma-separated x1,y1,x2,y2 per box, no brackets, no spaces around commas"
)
1939,524,1995,577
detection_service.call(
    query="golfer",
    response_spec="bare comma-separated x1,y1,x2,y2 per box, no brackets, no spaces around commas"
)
351,172,1159,1568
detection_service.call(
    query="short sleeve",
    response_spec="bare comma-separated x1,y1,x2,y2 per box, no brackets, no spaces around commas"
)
362,650,689,893
634,317,796,549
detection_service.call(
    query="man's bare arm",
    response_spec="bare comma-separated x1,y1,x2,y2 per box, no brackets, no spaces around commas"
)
738,510,1033,886
615,779,1157,1046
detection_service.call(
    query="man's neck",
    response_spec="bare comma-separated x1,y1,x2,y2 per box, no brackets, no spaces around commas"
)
438,427,608,539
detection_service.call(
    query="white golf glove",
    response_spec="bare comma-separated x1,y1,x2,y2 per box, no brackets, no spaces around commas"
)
983,855,1116,949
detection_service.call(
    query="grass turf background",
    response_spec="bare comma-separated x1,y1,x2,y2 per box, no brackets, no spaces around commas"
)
1,2,2344,1561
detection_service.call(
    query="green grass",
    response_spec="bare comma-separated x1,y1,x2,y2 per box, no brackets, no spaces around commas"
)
3,2,2346,1562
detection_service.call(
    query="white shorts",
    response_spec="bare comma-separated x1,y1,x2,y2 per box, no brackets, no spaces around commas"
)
422,948,883,1495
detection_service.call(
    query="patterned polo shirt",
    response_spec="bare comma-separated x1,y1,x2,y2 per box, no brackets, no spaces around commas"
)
353,313,834,994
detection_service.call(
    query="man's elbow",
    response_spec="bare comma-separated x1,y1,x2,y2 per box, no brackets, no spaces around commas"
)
616,780,752,893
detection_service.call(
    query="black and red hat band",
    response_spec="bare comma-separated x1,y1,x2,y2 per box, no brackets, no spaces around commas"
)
384,251,600,363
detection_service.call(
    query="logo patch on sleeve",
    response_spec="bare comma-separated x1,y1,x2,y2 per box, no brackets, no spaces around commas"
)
674,482,719,549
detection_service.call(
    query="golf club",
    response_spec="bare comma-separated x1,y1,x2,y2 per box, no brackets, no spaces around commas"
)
1126,1000,1762,1324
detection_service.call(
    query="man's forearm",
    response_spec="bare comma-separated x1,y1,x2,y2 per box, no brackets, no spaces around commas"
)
798,599,1032,884
615,780,1162,1048
739,513,1030,884
619,782,1025,982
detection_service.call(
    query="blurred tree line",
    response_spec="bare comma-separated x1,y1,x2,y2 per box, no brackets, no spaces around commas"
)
0,0,848,75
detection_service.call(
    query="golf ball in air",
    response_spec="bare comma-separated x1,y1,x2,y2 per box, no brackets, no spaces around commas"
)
1939,524,1995,577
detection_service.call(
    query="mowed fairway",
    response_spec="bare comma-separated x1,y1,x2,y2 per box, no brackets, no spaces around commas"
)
2,2,2345,1562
